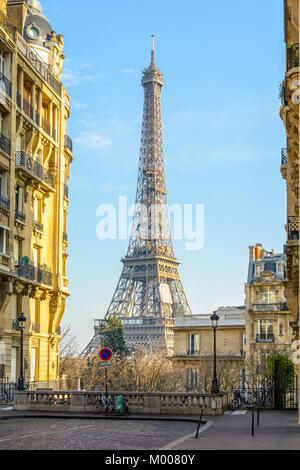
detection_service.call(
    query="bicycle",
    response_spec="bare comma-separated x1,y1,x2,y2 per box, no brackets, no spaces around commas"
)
99,393,115,414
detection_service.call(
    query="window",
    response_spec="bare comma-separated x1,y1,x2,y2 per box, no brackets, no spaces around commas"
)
0,172,8,198
188,368,199,389
32,247,39,267
189,334,200,354
0,227,8,254
33,197,41,223
258,320,273,336
15,186,23,213
0,51,4,75
260,290,276,304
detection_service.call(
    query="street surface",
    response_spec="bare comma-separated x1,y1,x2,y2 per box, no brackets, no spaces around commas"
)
0,410,299,450
0,417,196,450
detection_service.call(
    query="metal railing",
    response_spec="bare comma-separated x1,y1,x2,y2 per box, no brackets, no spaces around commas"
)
33,220,44,232
15,151,55,189
281,148,287,165
0,72,12,98
0,195,9,210
287,43,299,71
256,334,275,343
17,34,62,96
64,135,73,152
251,303,281,312
23,97,34,120
288,216,299,240
15,260,52,286
15,210,26,223
0,133,11,155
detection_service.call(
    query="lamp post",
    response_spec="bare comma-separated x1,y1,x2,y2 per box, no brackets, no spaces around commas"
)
210,311,219,394
17,313,26,391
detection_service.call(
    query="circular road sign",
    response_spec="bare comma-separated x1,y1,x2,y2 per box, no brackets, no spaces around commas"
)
99,347,113,362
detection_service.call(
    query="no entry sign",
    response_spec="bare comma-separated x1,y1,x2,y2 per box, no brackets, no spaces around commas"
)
99,347,113,361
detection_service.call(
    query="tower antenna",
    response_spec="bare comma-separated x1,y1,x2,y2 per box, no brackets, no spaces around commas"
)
151,34,155,64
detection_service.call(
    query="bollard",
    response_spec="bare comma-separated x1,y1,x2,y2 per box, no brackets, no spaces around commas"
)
195,409,204,439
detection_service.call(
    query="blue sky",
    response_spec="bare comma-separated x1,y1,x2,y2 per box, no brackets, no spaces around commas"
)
41,0,286,350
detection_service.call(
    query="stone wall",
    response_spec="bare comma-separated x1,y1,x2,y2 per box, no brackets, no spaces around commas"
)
14,390,228,415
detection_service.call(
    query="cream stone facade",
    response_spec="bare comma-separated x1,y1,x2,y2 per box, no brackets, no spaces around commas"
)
280,0,299,341
0,0,72,384
245,244,293,365
172,307,246,390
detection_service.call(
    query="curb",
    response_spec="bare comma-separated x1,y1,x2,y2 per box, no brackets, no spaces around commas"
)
0,411,206,424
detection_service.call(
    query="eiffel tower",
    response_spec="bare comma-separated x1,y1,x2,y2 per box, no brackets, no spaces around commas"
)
81,37,191,356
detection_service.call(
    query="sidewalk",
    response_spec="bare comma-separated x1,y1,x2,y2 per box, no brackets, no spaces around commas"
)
167,410,300,450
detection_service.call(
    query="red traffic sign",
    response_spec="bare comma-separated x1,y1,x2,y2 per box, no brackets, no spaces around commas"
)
99,347,113,361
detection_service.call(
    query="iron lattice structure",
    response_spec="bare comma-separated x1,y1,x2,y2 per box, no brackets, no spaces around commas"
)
106,46,191,321
81,43,191,357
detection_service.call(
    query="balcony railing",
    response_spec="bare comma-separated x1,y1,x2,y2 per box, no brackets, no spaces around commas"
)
251,303,281,312
0,133,11,155
41,117,51,136
14,210,26,223
15,259,52,286
288,216,299,240
64,135,73,152
0,195,10,210
0,72,12,98
33,220,44,233
15,151,55,189
287,43,299,71
17,34,62,96
23,98,34,120
281,148,287,165
256,334,275,343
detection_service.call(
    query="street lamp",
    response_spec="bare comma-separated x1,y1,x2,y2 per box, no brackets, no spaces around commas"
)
210,311,219,394
17,313,26,391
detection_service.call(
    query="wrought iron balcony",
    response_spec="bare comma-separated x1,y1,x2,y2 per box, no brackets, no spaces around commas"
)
0,72,12,98
64,135,73,152
0,196,10,211
0,133,11,155
15,210,26,223
64,184,69,199
281,148,287,165
256,334,275,343
33,220,44,233
37,266,52,286
15,259,52,286
251,303,280,312
288,216,299,240
287,43,299,71
15,151,55,189
23,98,34,120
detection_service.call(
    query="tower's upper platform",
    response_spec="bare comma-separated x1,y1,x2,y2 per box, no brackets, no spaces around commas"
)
142,37,164,87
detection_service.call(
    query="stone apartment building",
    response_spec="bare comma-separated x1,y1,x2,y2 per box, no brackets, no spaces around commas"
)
0,0,72,383
280,0,299,343
172,306,246,390
245,244,293,367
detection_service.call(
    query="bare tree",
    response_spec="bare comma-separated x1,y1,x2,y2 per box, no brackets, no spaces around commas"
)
59,324,86,379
